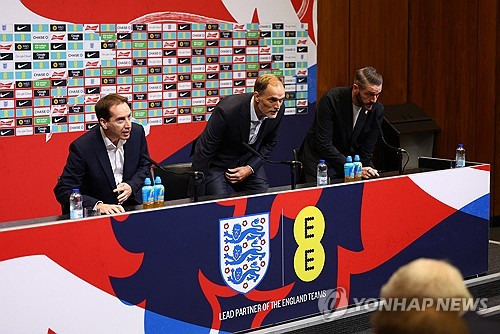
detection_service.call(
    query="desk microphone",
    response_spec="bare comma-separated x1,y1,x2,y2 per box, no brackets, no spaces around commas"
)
375,117,408,175
143,153,204,202
142,153,204,180
241,142,302,190
241,142,302,167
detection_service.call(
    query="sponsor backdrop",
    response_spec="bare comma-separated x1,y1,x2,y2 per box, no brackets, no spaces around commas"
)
0,0,317,222
0,165,490,332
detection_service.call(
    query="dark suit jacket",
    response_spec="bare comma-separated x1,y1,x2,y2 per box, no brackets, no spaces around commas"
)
191,92,285,194
54,122,150,213
299,86,384,179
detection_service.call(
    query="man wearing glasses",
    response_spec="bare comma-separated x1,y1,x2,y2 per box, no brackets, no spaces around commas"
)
299,66,384,182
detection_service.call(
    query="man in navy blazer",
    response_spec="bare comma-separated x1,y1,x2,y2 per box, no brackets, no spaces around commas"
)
299,66,384,182
191,74,285,196
54,94,150,214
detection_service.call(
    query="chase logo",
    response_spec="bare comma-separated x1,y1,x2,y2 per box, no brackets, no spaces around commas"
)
220,213,269,294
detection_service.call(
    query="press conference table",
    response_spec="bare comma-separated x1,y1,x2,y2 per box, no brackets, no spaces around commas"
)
0,157,490,333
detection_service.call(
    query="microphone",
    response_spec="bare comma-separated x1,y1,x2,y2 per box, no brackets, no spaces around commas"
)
241,142,302,167
241,142,302,190
375,116,408,175
142,153,204,180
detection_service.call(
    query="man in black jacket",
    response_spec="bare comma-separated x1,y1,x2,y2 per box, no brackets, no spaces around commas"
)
191,74,285,196
54,94,150,214
299,66,384,182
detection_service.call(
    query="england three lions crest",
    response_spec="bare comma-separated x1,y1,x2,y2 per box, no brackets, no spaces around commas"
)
219,213,270,294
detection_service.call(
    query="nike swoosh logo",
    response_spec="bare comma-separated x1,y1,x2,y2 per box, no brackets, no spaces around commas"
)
298,47,306,52
16,26,27,31
1,130,12,135
235,49,243,53
18,63,28,68
179,59,188,63
165,51,174,55
165,85,174,90
54,117,63,122
180,25,188,29
165,118,175,123
87,88,97,93
87,52,96,57
53,44,62,49
118,34,128,39
208,41,216,46
88,124,97,129
18,101,28,106
0,54,9,60
180,92,188,97
0,92,9,97
119,69,129,74
298,78,306,83
208,74,216,79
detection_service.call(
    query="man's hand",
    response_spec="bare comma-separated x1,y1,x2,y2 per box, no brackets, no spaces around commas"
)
362,166,379,179
225,166,253,184
113,182,132,204
96,202,125,214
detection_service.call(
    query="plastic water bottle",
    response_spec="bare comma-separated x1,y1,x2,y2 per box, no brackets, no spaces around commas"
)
142,177,154,209
69,188,83,219
344,156,355,182
353,155,363,181
317,159,328,186
455,144,466,168
153,176,165,208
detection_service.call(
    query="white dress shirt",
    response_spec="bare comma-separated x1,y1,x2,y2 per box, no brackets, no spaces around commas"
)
352,104,362,129
100,127,126,186
249,96,267,144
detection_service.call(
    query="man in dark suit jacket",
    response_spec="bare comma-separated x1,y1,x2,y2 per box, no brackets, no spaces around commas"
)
54,94,150,214
191,74,285,196
299,66,384,182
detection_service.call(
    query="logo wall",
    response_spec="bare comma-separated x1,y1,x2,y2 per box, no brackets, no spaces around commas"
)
0,22,310,138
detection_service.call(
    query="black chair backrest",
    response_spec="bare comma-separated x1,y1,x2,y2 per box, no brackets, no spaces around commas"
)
152,163,192,201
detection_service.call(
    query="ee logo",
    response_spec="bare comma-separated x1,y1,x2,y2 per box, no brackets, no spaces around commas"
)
293,206,325,282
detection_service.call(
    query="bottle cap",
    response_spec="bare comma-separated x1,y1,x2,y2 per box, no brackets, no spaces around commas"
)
155,176,162,184
72,188,79,192
319,159,325,163
346,156,352,163
144,177,152,186
458,143,464,148
354,155,360,161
